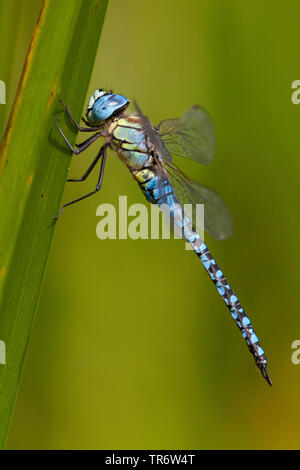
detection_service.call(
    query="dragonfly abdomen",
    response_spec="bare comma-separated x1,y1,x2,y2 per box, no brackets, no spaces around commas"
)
181,214,271,383
161,197,270,382
133,167,177,207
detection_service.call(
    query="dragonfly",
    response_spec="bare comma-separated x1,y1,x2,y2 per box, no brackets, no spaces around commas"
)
55,89,272,386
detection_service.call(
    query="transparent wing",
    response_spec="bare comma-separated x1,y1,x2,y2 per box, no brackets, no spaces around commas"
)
133,101,232,240
165,162,233,241
158,106,216,165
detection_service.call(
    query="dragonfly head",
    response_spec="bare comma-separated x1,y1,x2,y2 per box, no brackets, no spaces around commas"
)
85,89,129,125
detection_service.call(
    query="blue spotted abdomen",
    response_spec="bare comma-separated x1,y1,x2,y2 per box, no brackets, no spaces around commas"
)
181,215,269,378
132,167,178,207
133,169,269,379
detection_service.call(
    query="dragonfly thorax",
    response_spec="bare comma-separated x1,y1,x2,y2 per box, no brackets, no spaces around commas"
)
108,115,152,170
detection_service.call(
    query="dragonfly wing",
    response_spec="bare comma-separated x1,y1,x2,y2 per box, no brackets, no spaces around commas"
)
158,105,216,165
165,162,233,240
133,102,231,240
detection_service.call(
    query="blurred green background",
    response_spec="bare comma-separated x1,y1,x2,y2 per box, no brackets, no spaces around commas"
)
1,0,300,449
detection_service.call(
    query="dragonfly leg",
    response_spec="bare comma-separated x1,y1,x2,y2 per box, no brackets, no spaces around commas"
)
53,144,107,220
75,133,105,149
53,145,107,220
67,148,103,182
73,133,104,151
59,99,102,132
56,120,102,154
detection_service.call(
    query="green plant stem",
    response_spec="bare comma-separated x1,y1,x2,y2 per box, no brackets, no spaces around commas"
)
0,0,109,448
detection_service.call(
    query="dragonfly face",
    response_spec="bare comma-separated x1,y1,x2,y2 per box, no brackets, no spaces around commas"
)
85,89,129,125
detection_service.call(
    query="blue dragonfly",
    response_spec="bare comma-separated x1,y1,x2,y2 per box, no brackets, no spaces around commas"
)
55,89,271,385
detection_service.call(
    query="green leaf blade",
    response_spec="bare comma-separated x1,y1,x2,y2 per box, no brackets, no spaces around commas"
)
0,0,109,448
